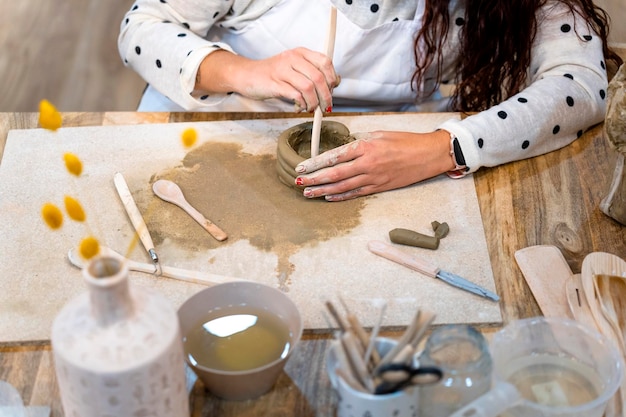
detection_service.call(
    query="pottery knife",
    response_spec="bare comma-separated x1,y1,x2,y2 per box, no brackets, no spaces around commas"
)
113,172,160,271
368,240,500,302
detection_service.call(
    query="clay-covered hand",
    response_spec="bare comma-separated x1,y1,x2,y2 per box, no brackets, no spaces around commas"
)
294,130,456,201
196,48,339,112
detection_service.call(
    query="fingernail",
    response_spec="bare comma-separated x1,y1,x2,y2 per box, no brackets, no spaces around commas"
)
295,165,305,173
295,177,304,186
303,188,313,197
325,106,332,113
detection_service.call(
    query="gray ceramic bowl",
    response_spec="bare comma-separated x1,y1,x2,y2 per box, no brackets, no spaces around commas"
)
178,281,303,401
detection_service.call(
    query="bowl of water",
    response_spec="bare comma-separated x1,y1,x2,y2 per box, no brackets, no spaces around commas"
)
178,281,303,400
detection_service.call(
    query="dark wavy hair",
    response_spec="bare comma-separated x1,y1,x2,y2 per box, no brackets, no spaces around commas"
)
413,0,623,112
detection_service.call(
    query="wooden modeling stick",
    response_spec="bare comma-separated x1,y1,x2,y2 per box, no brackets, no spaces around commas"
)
311,6,337,157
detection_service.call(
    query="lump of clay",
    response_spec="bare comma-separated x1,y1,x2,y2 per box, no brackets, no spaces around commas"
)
276,121,354,189
389,228,440,250
600,64,626,225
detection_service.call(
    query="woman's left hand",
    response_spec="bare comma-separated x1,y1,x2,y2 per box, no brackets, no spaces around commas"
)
294,129,456,201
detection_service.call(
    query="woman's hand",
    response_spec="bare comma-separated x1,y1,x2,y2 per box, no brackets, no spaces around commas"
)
196,48,339,112
294,130,456,201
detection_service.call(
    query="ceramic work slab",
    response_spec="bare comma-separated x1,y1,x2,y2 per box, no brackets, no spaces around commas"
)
0,114,501,343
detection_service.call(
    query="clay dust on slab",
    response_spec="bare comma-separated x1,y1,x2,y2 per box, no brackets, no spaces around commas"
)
140,141,367,289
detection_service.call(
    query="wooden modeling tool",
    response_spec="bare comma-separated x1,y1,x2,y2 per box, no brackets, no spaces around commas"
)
113,172,160,272
152,179,227,242
311,6,337,157
68,246,241,286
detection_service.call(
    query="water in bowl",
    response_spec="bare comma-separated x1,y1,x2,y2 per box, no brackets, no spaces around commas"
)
184,306,292,372
503,354,603,407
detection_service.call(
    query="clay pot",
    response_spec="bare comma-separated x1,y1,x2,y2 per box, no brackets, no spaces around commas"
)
276,121,354,188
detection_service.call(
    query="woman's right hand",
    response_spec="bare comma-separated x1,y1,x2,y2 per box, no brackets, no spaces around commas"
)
195,47,339,112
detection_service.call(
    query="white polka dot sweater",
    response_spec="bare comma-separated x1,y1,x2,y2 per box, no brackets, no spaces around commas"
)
119,0,608,173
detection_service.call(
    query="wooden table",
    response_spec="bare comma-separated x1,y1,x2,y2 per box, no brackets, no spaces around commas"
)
1,112,624,416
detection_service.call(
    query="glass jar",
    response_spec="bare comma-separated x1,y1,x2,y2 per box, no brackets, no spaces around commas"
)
418,324,493,416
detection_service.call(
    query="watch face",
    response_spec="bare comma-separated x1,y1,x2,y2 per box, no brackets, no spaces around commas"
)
452,137,466,167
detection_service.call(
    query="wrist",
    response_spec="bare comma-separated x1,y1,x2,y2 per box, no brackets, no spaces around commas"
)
439,129,469,178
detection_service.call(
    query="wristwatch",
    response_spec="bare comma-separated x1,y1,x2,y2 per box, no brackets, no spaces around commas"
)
448,132,469,178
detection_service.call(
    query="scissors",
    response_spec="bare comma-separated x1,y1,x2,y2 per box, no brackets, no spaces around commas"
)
374,362,443,395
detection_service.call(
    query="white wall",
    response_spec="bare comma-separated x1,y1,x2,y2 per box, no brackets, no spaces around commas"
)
594,0,626,46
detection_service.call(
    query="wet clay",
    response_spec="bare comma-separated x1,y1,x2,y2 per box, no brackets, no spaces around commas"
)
141,141,367,289
389,228,440,250
276,121,354,188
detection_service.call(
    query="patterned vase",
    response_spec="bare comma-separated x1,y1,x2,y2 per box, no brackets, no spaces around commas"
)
51,255,189,417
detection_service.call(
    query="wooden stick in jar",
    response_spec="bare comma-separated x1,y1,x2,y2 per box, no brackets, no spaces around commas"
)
341,332,376,393
376,309,423,372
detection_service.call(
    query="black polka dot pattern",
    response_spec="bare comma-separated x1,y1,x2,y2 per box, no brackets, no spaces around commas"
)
485,25,587,156
468,11,607,160
122,0,603,141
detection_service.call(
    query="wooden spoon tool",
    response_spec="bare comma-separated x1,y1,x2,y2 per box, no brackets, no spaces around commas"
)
152,179,227,241
514,245,573,318
581,252,626,417
68,246,242,286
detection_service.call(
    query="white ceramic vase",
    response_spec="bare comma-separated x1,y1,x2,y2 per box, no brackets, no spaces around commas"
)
51,255,189,417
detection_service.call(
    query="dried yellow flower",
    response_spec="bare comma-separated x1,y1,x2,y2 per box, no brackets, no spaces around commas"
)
39,99,62,131
181,127,198,148
63,153,82,176
64,196,86,222
79,236,100,259
42,203,63,229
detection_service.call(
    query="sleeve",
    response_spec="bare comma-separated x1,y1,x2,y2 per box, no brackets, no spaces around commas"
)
118,0,236,110
438,2,609,173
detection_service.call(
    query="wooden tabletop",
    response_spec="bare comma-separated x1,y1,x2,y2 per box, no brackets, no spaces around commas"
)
1,111,624,416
